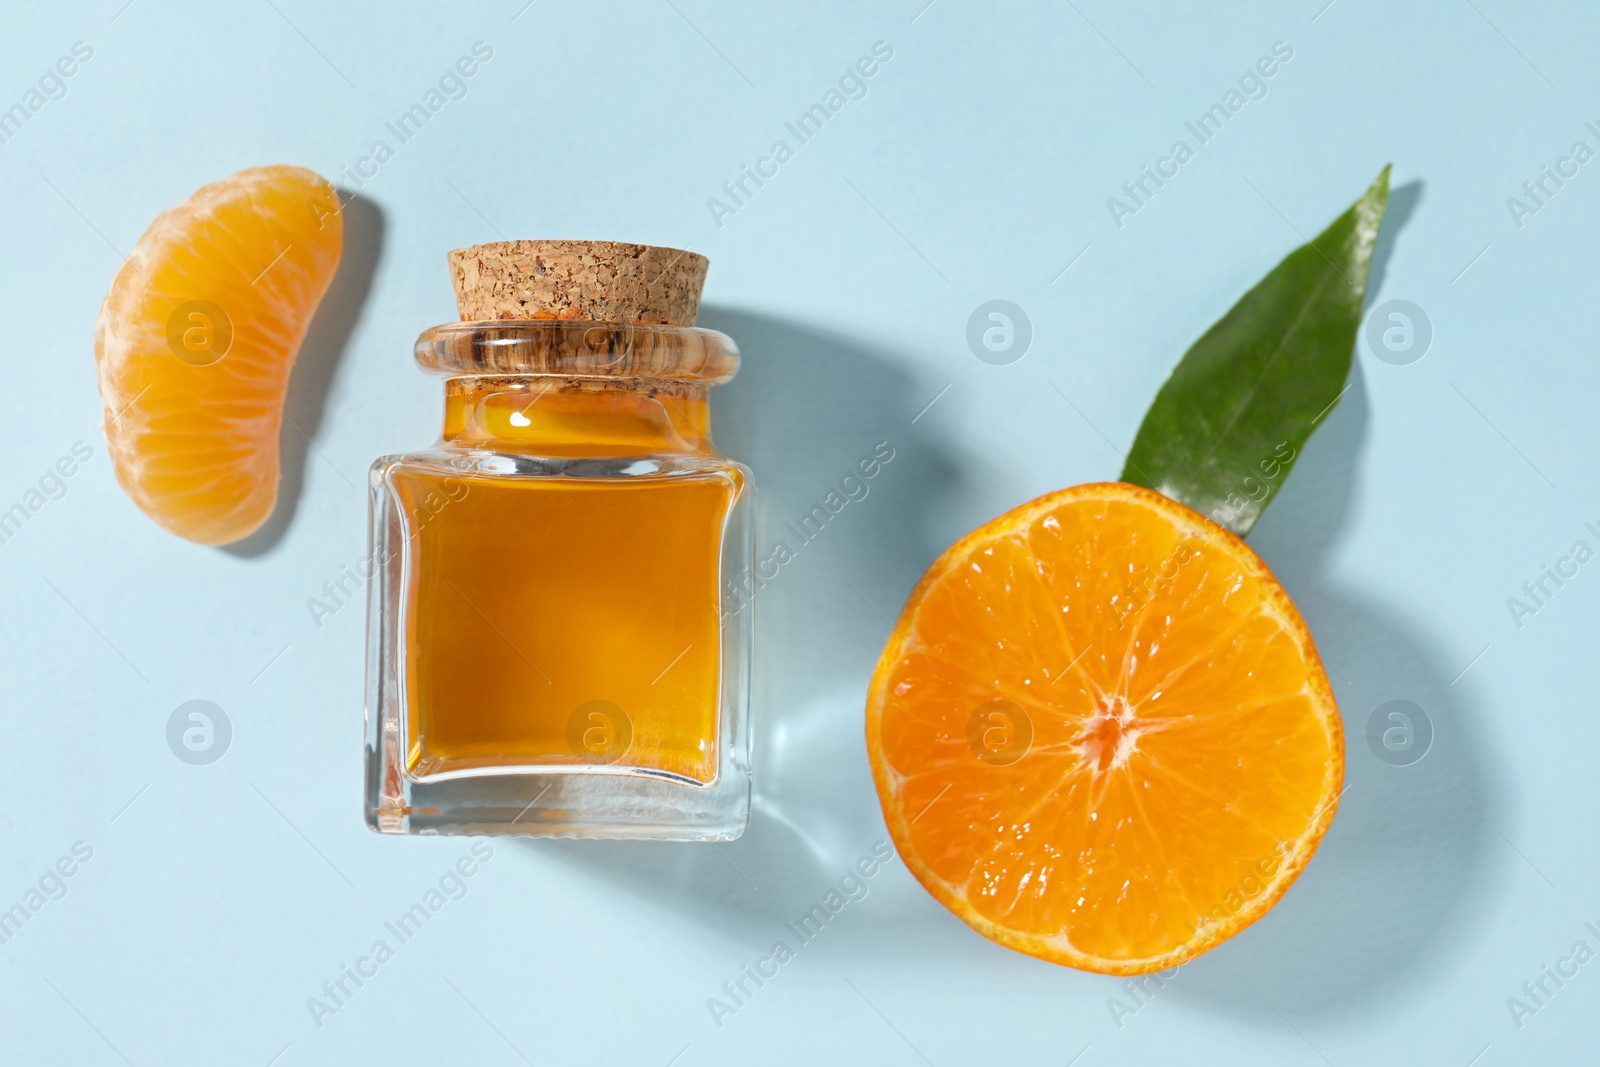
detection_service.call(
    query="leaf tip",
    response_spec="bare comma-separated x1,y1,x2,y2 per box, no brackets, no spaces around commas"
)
1371,164,1393,202
1352,166,1392,245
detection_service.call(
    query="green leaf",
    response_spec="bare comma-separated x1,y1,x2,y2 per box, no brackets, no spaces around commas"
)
1121,166,1391,536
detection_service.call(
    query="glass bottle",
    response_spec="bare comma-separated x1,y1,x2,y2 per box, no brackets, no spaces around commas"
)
364,242,752,840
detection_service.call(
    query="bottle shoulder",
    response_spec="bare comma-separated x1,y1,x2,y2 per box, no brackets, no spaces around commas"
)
371,447,750,487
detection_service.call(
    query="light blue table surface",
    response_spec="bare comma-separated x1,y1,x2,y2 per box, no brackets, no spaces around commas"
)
2,2,1597,1063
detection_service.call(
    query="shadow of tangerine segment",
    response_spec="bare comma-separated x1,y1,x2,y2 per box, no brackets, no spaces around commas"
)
392,470,736,785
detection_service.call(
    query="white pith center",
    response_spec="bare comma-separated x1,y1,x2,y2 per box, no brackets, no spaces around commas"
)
1075,694,1144,774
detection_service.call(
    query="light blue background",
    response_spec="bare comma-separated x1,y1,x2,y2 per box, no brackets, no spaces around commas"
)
1,1,1596,1063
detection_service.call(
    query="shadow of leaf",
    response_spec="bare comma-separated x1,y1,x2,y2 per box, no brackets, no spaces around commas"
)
1162,359,1505,1027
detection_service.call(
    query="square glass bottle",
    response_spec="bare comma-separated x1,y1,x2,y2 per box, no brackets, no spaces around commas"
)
364,242,752,840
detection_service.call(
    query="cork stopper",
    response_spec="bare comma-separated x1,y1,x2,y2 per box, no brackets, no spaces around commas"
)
447,240,708,326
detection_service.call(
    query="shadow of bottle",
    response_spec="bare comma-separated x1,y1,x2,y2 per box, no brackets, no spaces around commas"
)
223,193,386,558
1162,180,1509,1027
521,308,966,941
511,182,1489,1009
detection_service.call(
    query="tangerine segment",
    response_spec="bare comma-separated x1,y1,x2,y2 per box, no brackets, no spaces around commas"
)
94,165,343,545
866,482,1342,974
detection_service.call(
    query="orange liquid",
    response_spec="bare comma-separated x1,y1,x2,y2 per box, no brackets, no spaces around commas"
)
394,470,735,784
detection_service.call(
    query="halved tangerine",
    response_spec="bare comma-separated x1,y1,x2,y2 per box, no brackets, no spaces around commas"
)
866,482,1343,974
94,165,343,545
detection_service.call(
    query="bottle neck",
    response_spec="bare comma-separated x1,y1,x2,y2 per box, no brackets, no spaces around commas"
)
440,376,715,457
